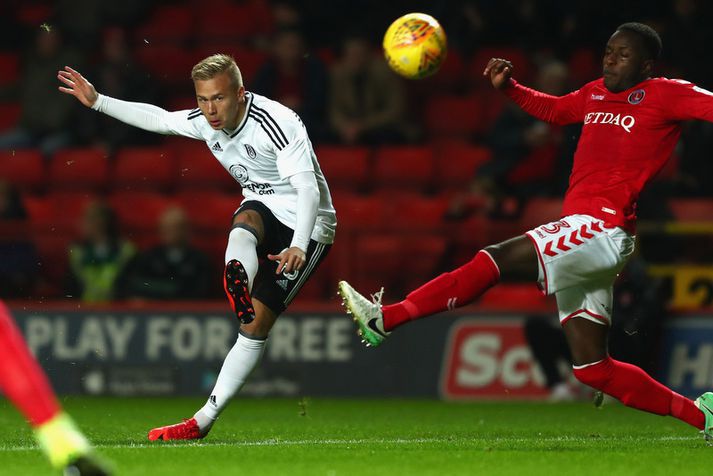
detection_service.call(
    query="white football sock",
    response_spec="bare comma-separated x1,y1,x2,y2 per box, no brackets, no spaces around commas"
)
225,227,259,292
193,333,266,434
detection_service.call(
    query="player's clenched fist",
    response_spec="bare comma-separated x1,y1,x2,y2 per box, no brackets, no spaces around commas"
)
483,58,514,90
57,66,98,108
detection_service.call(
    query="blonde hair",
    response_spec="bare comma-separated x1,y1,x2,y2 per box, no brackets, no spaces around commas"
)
191,54,243,88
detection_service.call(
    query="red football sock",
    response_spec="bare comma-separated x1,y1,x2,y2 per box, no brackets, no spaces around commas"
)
0,302,60,427
383,250,500,331
573,357,705,430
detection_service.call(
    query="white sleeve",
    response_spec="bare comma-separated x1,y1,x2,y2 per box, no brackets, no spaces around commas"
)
288,171,319,252
274,118,315,179
91,94,204,140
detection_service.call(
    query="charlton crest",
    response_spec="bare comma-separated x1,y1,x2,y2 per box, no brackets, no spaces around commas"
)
628,89,645,105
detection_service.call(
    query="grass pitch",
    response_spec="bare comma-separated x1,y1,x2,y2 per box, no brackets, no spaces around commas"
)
0,397,708,475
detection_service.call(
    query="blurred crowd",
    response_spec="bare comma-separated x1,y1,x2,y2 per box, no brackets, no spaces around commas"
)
1,0,713,301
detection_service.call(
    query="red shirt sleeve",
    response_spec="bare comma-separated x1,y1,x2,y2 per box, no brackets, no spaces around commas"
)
657,79,713,122
502,79,586,125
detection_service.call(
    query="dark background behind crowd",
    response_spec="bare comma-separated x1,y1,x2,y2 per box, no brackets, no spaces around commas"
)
0,0,712,306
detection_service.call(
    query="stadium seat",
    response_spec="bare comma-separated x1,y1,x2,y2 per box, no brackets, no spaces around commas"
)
519,197,564,231
353,234,404,294
568,48,600,87
0,52,19,87
49,148,109,192
176,191,241,233
329,192,386,230
114,147,177,192
195,4,261,45
26,192,95,235
193,46,268,84
33,234,72,296
135,5,193,45
378,192,450,230
108,191,175,245
174,141,237,191
314,146,370,192
668,199,713,222
0,149,44,192
424,95,485,139
470,47,532,87
135,46,196,88
0,102,21,130
373,146,435,192
435,142,492,188
420,49,465,92
400,235,448,292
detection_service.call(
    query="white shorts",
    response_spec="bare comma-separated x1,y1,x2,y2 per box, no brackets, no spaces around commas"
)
525,214,635,326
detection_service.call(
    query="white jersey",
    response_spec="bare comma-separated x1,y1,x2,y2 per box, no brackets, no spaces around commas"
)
94,91,336,245
165,92,336,244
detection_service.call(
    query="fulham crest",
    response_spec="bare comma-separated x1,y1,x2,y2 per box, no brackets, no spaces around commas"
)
244,144,257,159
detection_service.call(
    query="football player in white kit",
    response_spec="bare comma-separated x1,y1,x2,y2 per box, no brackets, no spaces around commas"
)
58,54,336,440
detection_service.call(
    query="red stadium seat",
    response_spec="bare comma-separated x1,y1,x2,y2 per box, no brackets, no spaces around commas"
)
0,149,44,192
400,235,448,292
435,143,493,188
49,148,109,192
353,234,404,294
0,103,21,130
353,233,447,296
108,191,175,244
193,46,268,84
568,48,600,87
174,141,237,191
135,46,197,87
470,47,532,87
668,199,713,222
329,192,386,230
33,234,72,296
26,192,95,234
114,147,176,192
135,5,193,45
378,192,450,230
0,52,19,87
176,191,241,233
195,4,261,45
373,146,434,192
424,95,485,139
519,197,564,231
315,146,370,193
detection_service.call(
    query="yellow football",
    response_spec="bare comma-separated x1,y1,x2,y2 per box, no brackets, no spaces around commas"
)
383,13,447,79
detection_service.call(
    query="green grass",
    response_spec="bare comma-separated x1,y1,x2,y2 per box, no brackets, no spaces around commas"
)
0,397,708,475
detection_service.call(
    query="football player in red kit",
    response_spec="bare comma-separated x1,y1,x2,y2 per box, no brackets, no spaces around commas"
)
0,301,110,474
339,22,713,441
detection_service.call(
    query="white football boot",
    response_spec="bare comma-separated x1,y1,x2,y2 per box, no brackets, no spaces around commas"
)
338,281,390,347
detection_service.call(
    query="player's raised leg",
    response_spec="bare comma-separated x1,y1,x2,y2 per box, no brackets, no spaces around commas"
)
223,211,264,324
564,317,708,437
0,302,110,474
339,235,536,346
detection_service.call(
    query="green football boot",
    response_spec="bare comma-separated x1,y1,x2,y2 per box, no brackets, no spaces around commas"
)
338,281,390,347
695,392,713,444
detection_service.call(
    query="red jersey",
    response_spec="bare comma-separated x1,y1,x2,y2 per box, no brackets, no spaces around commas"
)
504,77,713,232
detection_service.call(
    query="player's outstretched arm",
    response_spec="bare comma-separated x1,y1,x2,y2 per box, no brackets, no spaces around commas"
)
483,58,513,90
57,66,98,108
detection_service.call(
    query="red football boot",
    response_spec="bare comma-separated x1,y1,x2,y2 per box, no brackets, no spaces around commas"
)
148,418,202,441
224,259,255,324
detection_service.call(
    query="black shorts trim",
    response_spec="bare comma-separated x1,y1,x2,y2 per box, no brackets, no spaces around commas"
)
235,200,331,315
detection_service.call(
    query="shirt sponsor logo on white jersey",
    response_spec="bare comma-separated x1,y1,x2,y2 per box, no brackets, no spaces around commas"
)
583,111,635,133
229,163,249,185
